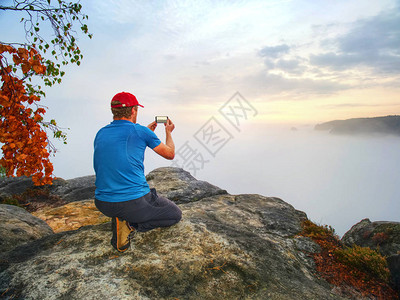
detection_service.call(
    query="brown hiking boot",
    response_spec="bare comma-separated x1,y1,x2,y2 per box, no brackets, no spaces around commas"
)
111,217,135,252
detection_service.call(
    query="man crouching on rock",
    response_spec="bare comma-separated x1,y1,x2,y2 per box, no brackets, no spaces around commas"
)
93,92,182,252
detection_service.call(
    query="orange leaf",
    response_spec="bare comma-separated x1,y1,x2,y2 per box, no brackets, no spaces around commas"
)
12,54,22,65
17,48,29,60
21,63,30,74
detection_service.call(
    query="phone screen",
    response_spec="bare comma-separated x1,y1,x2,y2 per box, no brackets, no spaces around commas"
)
155,116,168,123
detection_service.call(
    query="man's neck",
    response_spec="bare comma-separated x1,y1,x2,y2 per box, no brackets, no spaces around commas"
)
114,117,135,123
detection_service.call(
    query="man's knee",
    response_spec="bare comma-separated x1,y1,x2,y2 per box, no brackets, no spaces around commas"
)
176,207,182,223
176,206,182,223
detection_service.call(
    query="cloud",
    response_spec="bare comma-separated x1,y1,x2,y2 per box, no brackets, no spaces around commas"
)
318,103,399,109
311,8,400,74
255,5,400,98
254,42,349,97
275,58,307,75
309,52,364,70
239,71,350,99
259,44,290,58
258,44,308,76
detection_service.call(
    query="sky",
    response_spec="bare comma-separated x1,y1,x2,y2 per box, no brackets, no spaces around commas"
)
1,0,400,234
74,0,400,124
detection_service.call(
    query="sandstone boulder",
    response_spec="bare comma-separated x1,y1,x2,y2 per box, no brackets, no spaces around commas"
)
0,196,344,300
0,168,387,299
32,199,110,233
0,204,53,253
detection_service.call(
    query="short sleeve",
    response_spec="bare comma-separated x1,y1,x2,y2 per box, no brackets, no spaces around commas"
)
140,126,161,149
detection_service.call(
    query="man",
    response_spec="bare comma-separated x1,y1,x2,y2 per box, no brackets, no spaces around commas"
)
93,92,182,252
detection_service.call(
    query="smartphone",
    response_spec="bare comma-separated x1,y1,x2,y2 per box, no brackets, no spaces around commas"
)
155,116,169,123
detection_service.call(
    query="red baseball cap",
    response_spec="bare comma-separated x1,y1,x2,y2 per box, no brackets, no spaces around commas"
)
111,92,144,108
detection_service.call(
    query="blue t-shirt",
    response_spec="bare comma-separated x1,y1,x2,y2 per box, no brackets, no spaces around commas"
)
93,120,161,202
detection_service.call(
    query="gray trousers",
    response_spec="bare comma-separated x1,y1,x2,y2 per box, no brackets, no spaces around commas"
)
95,189,182,232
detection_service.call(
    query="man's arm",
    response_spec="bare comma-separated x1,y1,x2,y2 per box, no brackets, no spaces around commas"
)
152,119,175,160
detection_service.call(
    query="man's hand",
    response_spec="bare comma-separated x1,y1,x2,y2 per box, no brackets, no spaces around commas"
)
153,119,175,160
147,121,157,132
164,119,175,133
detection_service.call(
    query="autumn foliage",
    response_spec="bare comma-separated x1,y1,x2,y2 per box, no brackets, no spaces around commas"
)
300,220,397,299
0,44,53,185
1,0,91,185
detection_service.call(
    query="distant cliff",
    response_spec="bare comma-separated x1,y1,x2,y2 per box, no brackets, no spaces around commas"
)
315,115,400,136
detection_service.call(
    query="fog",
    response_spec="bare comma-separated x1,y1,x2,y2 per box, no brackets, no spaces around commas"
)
144,124,400,237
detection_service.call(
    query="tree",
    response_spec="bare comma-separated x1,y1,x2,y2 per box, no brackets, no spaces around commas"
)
0,0,92,185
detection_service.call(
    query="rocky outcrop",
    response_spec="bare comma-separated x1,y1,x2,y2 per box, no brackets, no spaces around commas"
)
0,204,53,253
0,175,96,204
0,176,34,200
315,115,400,136
32,199,110,233
342,218,400,295
146,167,228,203
0,198,341,299
0,168,390,299
341,218,400,257
50,175,96,202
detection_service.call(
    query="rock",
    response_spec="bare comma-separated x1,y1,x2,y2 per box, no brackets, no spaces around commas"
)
341,219,372,246
0,213,343,300
342,218,400,296
0,204,53,253
146,167,227,204
32,199,110,233
1,168,225,205
0,175,96,203
0,168,384,299
387,254,400,296
0,176,34,201
342,218,400,257
182,193,304,237
50,175,96,202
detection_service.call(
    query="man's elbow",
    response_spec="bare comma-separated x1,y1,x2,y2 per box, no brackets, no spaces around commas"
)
166,151,175,160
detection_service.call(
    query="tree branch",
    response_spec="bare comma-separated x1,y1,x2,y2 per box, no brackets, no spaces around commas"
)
0,6,71,12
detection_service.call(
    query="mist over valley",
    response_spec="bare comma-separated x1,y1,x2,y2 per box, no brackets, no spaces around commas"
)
162,122,400,237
